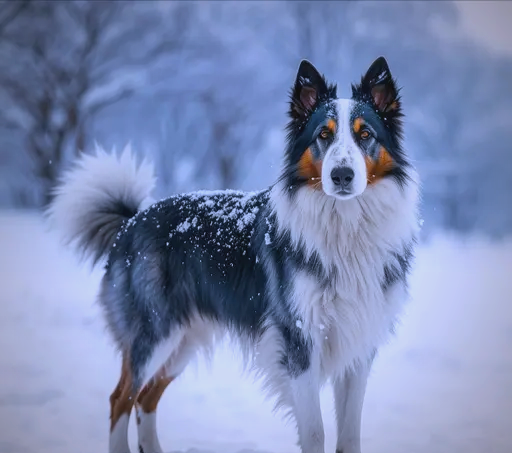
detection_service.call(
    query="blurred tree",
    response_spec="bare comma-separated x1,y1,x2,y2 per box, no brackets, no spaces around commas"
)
1,0,511,238
0,0,203,206
0,0,31,35
148,1,282,192
408,43,512,233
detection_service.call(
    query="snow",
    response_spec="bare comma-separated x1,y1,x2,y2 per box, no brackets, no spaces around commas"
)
121,190,266,247
1,210,512,453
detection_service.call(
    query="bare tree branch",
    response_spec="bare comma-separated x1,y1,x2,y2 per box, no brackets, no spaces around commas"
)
0,74,40,114
87,87,135,117
0,1,206,206
0,0,31,34
0,112,22,131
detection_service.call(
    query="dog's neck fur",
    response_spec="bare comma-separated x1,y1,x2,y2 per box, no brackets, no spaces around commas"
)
267,168,420,378
269,170,421,275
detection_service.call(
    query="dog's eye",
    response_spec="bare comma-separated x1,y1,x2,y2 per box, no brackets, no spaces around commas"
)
360,130,371,140
319,129,331,140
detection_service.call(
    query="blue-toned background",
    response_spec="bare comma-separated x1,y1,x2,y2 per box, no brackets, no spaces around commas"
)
0,2,511,453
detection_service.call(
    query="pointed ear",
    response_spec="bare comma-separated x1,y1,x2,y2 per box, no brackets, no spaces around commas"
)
361,57,399,113
289,60,329,120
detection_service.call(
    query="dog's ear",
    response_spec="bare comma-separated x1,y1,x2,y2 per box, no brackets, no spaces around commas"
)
361,56,399,113
289,60,329,120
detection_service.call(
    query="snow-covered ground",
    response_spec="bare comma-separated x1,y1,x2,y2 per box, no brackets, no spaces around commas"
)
1,210,511,453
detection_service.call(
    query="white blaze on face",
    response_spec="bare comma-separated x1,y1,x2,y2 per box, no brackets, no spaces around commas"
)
321,99,368,199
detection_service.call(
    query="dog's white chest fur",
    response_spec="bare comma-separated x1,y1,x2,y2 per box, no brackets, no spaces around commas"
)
270,174,420,379
292,267,405,379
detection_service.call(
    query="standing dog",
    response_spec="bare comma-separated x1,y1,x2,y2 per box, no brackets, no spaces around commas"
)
48,57,420,453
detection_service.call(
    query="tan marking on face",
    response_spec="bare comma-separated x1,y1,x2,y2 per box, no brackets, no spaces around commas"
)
298,147,323,189
109,351,135,432
327,119,337,133
353,117,365,133
365,146,395,185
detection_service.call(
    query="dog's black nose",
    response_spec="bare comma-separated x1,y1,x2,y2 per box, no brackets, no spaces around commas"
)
331,167,354,187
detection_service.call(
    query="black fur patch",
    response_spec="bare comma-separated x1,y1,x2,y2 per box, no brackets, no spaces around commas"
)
100,189,331,386
253,208,327,377
381,242,415,292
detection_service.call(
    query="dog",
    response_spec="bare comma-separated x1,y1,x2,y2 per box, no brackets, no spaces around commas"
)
48,57,420,453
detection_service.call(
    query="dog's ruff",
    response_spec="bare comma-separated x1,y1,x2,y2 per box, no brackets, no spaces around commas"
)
48,57,421,453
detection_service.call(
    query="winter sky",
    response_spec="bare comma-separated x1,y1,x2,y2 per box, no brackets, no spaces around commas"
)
456,1,512,57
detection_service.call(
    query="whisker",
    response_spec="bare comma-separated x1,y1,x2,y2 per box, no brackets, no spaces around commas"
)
309,177,322,187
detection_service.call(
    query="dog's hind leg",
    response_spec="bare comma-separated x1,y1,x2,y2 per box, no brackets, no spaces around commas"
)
109,351,137,453
109,335,167,453
134,331,198,453
134,366,173,453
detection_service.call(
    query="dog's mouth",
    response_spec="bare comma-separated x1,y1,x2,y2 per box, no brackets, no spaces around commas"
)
327,189,359,201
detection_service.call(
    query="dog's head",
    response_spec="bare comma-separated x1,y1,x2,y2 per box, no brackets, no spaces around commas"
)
283,57,409,200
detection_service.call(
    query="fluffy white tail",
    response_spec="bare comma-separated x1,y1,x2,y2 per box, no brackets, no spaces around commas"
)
46,144,156,265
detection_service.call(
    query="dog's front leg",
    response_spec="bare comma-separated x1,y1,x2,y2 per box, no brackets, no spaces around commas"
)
332,355,374,453
288,359,325,453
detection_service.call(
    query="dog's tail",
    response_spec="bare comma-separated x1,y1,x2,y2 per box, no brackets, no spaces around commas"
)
47,144,156,266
